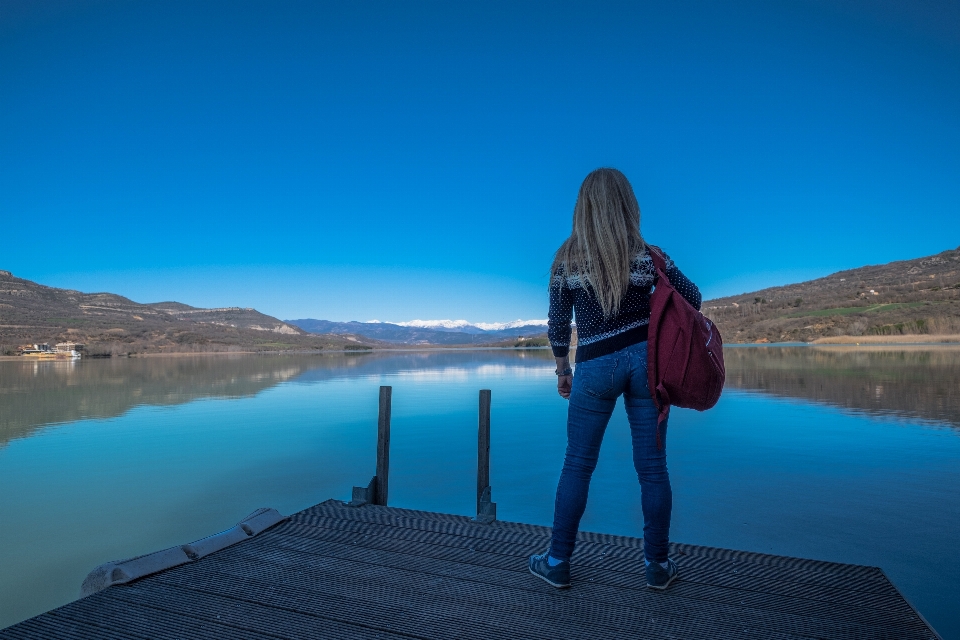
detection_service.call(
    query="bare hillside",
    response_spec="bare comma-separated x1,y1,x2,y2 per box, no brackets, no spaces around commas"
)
0,270,377,355
704,247,960,343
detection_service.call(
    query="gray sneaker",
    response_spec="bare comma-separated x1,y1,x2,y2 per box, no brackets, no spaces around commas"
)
528,551,571,588
646,558,679,590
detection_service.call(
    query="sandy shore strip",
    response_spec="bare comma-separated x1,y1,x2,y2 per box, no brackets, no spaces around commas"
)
813,334,960,344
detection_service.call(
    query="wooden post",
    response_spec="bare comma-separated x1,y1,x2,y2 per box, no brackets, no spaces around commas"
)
477,389,491,514
475,389,496,523
346,386,392,508
375,385,392,506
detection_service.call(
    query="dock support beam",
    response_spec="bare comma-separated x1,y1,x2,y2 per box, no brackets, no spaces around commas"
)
474,389,496,523
348,385,391,507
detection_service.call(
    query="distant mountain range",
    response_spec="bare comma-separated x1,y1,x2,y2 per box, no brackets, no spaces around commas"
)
286,318,548,345
0,268,548,355
375,318,547,332
294,245,960,347
4,245,957,355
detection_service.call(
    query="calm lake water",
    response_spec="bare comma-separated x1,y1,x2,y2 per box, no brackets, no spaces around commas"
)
2,347,959,637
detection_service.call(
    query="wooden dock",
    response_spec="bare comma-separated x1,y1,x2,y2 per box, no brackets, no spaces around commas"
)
0,387,943,639
0,499,942,639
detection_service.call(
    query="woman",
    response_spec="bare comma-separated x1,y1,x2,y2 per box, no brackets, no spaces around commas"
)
529,168,701,590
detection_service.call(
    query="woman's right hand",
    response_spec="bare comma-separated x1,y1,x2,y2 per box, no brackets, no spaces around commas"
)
557,374,572,399
555,356,572,399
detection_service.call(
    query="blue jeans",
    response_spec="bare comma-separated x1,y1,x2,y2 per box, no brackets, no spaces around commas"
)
549,340,672,563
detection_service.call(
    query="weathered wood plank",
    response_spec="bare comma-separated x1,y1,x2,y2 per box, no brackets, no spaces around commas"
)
49,594,271,640
309,500,892,589
156,548,922,640
153,561,816,640
259,523,910,615
223,532,930,635
103,583,418,640
292,505,897,591
145,522,928,640
281,513,900,595
0,616,141,640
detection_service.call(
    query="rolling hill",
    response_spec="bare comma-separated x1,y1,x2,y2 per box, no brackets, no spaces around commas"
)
0,270,377,355
704,246,960,343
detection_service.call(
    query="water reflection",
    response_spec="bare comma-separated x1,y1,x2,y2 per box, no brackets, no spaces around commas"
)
0,350,555,449
724,345,960,428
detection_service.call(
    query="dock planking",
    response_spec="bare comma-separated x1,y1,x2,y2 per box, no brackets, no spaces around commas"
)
0,499,942,640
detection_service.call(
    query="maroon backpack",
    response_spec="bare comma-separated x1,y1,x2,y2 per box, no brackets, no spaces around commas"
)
646,245,725,433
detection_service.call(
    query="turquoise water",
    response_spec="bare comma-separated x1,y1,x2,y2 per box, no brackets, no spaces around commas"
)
1,348,959,637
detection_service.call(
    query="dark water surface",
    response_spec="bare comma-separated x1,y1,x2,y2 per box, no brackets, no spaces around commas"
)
1,347,959,637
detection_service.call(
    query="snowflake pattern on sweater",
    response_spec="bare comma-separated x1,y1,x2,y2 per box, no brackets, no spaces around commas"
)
548,246,702,363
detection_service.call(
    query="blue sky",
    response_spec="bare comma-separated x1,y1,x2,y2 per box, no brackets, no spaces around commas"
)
2,0,958,322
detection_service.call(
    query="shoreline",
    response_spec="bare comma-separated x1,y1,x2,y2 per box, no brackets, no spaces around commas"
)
811,334,960,344
0,346,554,361
5,336,960,362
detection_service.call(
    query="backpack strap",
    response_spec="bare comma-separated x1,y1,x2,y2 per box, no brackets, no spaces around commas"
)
645,243,672,438
646,244,668,275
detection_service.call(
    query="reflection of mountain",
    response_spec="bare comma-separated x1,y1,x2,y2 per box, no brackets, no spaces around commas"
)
9,347,955,449
292,348,554,384
0,356,310,449
724,346,960,428
0,350,555,449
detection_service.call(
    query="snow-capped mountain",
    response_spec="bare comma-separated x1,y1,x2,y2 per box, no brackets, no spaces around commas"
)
286,318,550,345
388,319,547,333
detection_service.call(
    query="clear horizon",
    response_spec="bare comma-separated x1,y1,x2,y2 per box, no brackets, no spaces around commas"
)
7,238,959,326
3,1,958,322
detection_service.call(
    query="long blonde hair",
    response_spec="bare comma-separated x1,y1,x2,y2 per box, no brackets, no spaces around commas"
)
551,168,645,318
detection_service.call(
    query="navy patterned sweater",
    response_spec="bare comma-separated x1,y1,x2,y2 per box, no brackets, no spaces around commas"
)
548,246,702,363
